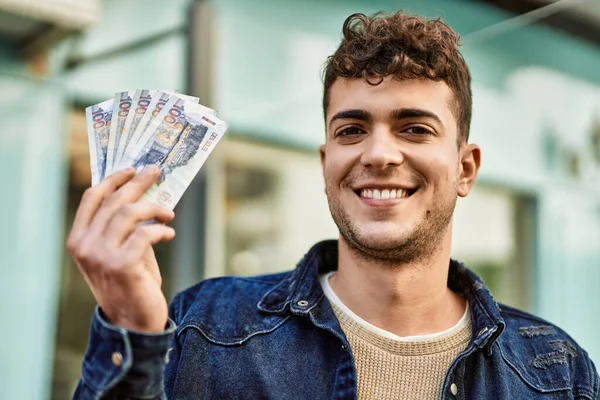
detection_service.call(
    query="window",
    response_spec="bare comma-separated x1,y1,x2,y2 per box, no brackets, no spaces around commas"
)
452,186,536,311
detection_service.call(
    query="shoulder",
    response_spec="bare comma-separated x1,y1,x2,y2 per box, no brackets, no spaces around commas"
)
497,303,599,398
168,271,294,345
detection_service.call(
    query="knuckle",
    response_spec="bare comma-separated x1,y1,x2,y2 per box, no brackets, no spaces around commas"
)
133,226,154,243
137,172,158,187
102,193,122,209
82,187,98,202
154,205,172,218
116,204,136,219
65,235,78,253
154,204,169,214
135,226,151,240
74,242,96,265
148,206,163,218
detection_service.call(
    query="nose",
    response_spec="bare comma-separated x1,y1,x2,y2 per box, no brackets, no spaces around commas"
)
360,127,404,169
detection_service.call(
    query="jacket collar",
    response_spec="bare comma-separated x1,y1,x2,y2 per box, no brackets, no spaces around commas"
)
258,240,337,315
447,259,506,353
258,240,505,351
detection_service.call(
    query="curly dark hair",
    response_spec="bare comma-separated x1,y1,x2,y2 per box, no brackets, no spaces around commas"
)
323,12,472,143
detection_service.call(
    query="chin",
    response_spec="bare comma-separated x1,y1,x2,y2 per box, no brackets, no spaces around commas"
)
350,223,414,251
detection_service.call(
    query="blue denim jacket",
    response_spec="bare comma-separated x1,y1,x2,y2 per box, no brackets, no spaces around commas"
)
75,240,599,399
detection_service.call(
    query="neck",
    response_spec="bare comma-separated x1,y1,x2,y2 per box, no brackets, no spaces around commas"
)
329,232,466,337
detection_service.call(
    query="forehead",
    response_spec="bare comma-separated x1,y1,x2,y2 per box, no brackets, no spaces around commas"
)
326,77,456,125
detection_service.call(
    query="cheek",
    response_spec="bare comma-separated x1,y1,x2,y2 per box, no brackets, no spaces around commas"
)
324,148,353,183
406,147,458,187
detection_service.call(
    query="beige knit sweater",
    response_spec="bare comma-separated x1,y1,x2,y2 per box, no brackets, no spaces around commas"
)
321,273,472,400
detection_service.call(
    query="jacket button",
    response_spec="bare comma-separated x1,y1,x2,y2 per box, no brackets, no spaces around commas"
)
450,383,458,396
111,352,123,367
297,300,308,307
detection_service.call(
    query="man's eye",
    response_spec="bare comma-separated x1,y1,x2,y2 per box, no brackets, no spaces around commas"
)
404,126,433,135
336,127,364,137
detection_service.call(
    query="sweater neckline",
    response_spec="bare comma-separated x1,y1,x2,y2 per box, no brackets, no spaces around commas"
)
321,271,472,355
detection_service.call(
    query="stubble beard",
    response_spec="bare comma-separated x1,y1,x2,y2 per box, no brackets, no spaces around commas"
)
325,180,458,267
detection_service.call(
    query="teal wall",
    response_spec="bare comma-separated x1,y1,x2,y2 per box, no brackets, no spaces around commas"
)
0,53,68,399
58,0,192,101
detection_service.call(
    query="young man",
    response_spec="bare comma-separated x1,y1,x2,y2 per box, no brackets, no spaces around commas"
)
69,12,599,400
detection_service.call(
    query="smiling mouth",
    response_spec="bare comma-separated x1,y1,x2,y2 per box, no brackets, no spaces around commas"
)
354,187,417,200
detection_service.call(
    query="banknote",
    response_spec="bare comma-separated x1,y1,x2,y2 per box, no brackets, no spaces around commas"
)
105,91,134,176
85,99,114,185
171,93,201,105
142,112,228,209
115,89,156,170
129,91,200,153
114,90,196,172
123,95,215,171
85,89,227,210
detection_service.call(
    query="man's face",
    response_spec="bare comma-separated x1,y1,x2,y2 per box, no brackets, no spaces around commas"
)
320,77,480,263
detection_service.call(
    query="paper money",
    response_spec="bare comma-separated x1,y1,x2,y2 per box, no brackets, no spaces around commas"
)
106,91,134,176
129,91,200,153
116,89,193,164
124,96,216,172
171,93,201,104
142,113,228,209
85,89,226,210
115,89,156,170
85,99,114,185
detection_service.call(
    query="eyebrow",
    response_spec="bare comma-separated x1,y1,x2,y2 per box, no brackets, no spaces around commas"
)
328,107,444,131
328,109,371,130
390,108,444,127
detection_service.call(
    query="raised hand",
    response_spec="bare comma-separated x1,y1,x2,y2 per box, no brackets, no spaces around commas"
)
66,166,176,333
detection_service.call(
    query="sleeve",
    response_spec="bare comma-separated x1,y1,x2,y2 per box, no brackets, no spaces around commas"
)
72,307,177,400
592,357,600,400
583,349,600,400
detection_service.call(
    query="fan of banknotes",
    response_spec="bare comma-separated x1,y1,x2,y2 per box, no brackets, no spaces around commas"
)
85,90,228,210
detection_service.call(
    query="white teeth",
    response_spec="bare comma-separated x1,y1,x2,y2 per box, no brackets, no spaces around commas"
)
359,188,411,199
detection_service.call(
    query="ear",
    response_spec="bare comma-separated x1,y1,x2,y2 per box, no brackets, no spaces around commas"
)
319,144,326,176
457,143,481,198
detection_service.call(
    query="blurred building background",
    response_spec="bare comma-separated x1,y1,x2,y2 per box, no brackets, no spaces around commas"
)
0,0,599,398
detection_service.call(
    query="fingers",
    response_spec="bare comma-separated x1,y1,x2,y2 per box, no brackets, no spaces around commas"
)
67,168,136,251
104,202,175,246
121,224,176,262
87,165,161,237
